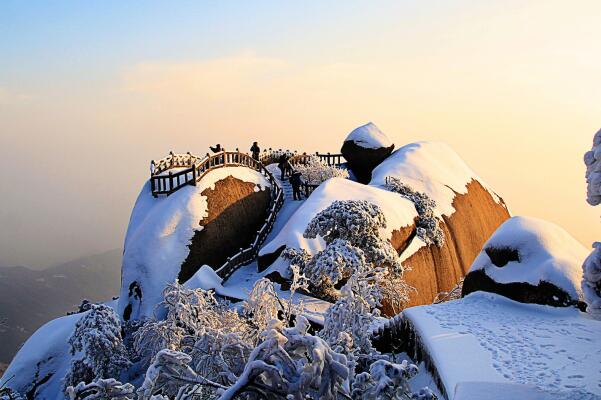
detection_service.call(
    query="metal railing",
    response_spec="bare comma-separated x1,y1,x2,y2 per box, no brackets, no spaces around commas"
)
151,150,267,197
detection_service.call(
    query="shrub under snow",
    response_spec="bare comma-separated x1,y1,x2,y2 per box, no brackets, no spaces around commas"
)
66,378,135,400
294,156,349,185
384,177,444,247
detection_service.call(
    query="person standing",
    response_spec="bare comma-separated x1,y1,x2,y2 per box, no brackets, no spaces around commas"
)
250,142,261,160
278,154,288,180
290,170,303,201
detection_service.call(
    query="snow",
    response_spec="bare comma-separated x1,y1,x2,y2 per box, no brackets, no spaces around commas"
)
118,166,271,320
404,291,601,399
469,216,588,299
453,381,601,400
183,264,223,291
259,178,418,275
344,122,393,149
0,312,82,399
370,141,503,217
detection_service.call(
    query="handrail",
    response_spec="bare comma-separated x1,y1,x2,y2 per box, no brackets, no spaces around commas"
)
258,149,346,168
151,151,202,176
151,150,268,197
215,165,284,280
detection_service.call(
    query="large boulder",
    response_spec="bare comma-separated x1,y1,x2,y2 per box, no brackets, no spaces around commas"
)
260,141,510,313
118,167,272,320
462,216,588,310
341,122,395,183
258,178,420,274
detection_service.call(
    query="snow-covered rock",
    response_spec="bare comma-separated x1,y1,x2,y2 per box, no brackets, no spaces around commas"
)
261,141,510,311
462,216,588,309
0,312,83,399
400,292,601,399
118,167,272,320
370,141,500,218
340,122,395,183
344,122,393,150
258,178,418,275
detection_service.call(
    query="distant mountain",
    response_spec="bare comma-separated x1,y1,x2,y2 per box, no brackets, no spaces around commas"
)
0,249,122,364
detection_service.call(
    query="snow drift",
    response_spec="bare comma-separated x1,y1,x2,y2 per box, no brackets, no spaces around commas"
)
401,292,601,399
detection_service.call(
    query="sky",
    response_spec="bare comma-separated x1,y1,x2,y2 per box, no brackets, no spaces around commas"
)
0,0,600,268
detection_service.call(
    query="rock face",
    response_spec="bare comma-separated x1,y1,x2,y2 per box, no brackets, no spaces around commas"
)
341,123,395,183
178,176,271,282
118,167,272,320
461,216,588,310
260,141,510,314
397,179,510,309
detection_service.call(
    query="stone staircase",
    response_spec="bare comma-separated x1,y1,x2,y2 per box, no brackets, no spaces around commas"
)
281,177,294,200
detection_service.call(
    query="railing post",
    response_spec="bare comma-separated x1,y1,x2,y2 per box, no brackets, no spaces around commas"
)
169,151,174,167
191,165,197,186
151,177,157,197
168,171,173,193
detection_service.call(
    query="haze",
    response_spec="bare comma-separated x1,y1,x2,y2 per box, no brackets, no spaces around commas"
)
1,1,599,268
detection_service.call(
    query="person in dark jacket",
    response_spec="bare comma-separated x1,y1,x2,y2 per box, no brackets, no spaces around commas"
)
278,154,288,180
250,142,260,160
290,171,303,200
284,159,294,178
209,143,222,153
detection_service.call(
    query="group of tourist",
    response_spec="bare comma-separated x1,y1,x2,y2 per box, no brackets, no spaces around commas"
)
209,141,304,201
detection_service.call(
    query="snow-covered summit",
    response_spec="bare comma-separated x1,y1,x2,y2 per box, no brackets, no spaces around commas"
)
370,141,502,217
466,216,587,301
344,122,393,149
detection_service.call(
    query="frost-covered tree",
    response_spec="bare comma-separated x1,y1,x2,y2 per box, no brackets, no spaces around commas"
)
351,360,436,400
305,200,403,272
319,270,386,367
242,278,282,335
137,349,225,400
64,304,131,391
583,128,601,319
582,244,601,319
66,378,134,400
294,156,349,185
220,317,350,400
384,177,444,247
289,200,408,302
304,239,367,300
134,283,253,367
